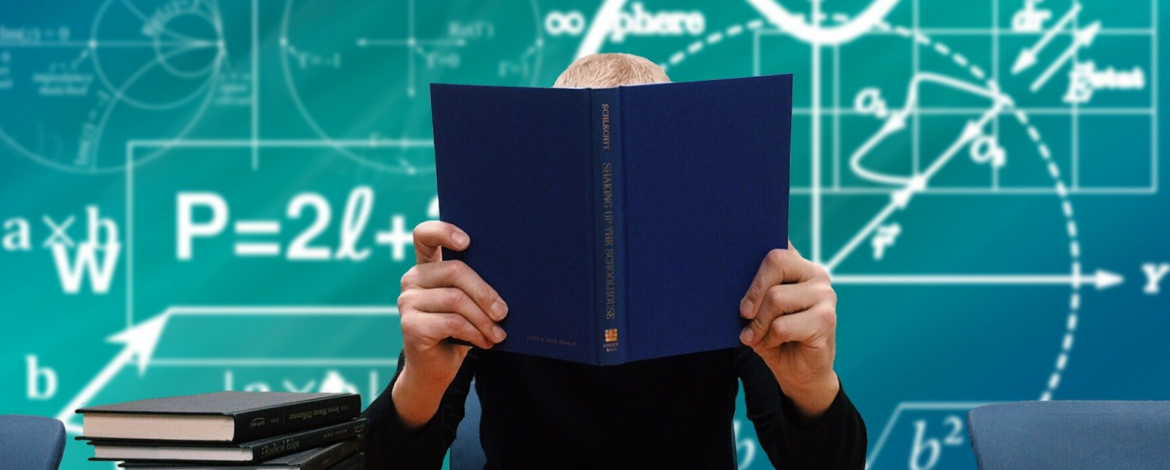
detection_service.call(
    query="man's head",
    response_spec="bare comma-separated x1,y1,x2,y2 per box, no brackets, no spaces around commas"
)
553,53,671,88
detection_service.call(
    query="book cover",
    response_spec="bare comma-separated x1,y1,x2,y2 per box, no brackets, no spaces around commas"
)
431,74,792,365
78,392,360,443
88,418,366,463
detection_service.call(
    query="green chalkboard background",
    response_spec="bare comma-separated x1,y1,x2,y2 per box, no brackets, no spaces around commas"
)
0,0,1165,469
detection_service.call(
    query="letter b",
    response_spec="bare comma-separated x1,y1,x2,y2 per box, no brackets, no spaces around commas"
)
86,205,119,248
26,355,57,400
909,419,941,470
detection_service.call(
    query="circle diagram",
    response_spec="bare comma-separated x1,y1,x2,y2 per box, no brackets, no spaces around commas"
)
0,0,224,173
619,1,1123,466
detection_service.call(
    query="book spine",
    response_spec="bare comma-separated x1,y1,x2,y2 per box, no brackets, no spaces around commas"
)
297,439,361,470
248,419,366,463
231,394,361,443
592,87,627,366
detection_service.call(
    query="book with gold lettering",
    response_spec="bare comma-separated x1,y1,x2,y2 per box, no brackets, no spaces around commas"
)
430,74,792,365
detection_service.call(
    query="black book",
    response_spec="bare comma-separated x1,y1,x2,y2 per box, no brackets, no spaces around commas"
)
87,418,366,463
118,439,361,470
77,392,360,443
325,454,363,470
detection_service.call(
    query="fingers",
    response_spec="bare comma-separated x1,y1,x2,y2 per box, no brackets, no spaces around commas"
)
403,287,506,344
740,246,827,320
752,305,836,350
740,283,822,346
398,257,509,352
402,261,508,321
413,221,470,264
402,310,495,350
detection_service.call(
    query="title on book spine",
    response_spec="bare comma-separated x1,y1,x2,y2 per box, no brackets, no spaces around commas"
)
601,103,611,151
259,438,301,458
600,100,618,352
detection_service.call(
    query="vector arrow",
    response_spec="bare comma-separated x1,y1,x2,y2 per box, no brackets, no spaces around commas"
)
1012,3,1083,74
54,312,171,434
832,269,1125,290
1031,21,1102,92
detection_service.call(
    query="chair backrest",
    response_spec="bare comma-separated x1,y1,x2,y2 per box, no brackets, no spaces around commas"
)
967,401,1170,470
0,415,66,470
449,380,487,470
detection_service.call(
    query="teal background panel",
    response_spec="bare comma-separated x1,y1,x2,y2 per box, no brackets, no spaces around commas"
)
0,1,1165,469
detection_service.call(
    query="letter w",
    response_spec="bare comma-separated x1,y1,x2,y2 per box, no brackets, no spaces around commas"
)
51,241,121,294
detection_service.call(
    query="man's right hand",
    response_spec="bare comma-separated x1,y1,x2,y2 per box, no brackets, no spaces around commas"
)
391,221,508,428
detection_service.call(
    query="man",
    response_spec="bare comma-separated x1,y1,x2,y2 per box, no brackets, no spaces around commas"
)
364,53,866,469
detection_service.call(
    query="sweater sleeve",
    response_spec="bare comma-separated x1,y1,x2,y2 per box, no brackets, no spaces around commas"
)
735,346,867,470
361,349,480,470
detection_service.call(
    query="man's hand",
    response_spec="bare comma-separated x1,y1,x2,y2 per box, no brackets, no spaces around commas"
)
739,242,840,419
392,221,508,428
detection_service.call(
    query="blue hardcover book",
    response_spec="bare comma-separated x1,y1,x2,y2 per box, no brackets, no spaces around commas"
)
430,74,792,365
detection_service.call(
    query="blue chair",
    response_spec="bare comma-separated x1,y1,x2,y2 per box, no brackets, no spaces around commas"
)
968,401,1170,470
449,380,487,470
0,415,66,470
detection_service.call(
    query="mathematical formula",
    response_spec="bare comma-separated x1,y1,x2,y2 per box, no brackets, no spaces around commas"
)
177,187,420,262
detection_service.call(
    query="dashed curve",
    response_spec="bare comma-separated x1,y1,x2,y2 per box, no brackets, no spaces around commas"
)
658,15,1081,401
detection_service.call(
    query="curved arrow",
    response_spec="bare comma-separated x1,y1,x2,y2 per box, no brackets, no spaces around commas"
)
848,73,1012,187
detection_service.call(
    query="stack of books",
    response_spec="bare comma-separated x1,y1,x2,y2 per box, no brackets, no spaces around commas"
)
76,391,367,470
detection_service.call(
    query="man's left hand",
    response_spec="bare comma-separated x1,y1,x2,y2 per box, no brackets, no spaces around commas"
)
739,242,840,418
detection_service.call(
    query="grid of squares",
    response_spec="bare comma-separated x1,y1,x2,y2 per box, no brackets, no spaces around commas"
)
752,0,1157,195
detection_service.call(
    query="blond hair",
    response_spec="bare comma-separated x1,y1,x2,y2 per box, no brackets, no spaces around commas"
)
553,53,671,88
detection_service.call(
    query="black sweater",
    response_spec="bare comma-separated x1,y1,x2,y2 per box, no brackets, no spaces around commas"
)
362,346,866,470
